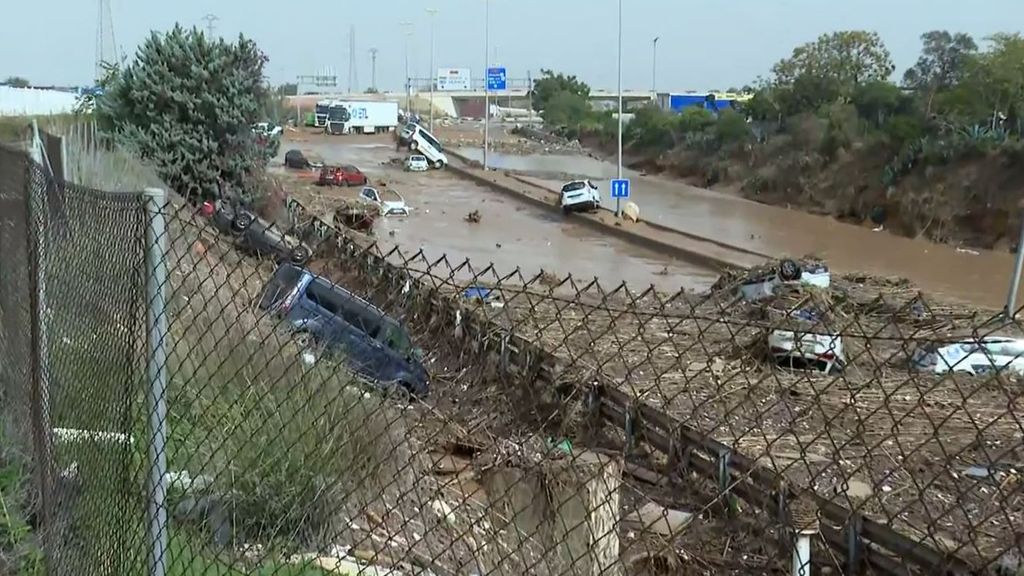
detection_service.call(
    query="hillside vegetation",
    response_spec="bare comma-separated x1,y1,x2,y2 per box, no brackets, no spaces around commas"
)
534,30,1024,250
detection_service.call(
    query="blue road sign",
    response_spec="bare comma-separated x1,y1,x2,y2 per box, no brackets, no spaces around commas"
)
486,67,507,91
610,178,630,199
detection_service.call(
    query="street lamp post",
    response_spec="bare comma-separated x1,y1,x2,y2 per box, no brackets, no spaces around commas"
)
652,36,659,96
483,0,491,171
616,0,623,217
400,22,413,114
426,8,438,131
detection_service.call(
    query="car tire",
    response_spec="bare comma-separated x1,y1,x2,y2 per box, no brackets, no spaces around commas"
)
409,141,419,151
779,259,802,282
290,245,312,265
342,179,350,187
433,160,444,169
232,212,254,233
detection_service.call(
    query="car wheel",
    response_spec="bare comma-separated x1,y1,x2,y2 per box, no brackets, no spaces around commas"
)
409,141,419,151
394,380,417,400
779,259,802,282
290,245,312,264
232,212,254,233
342,179,350,187
432,160,444,169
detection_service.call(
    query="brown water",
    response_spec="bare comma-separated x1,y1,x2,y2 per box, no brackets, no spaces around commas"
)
456,147,1019,309
277,137,717,293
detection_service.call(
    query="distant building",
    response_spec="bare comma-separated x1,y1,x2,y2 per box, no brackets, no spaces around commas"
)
657,91,753,113
0,86,78,116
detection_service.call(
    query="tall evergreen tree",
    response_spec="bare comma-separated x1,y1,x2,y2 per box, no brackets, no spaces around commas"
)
97,25,270,200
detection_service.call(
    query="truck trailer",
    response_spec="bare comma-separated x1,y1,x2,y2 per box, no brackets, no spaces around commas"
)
326,101,399,135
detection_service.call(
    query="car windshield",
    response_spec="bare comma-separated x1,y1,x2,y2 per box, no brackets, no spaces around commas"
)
411,156,426,162
561,181,586,193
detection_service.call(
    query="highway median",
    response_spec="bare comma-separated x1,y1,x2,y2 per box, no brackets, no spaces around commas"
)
445,149,769,274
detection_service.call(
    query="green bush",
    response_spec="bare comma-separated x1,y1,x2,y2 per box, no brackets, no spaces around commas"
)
714,109,752,147
624,105,675,151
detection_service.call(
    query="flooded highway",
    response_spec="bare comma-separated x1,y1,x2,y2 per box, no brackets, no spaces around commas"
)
277,137,717,292
456,146,1019,309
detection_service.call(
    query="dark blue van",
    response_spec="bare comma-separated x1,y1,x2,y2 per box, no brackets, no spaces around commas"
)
258,263,429,396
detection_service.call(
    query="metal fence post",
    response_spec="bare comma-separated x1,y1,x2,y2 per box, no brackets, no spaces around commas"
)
27,120,56,571
1006,201,1024,318
144,187,169,576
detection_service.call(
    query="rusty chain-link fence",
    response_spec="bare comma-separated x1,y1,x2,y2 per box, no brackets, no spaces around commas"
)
1,127,1023,576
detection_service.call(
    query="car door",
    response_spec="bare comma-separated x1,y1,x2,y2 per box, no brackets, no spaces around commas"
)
360,187,381,206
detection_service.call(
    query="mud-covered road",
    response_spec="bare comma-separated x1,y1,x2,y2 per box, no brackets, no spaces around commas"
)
274,133,717,293
455,145,1020,309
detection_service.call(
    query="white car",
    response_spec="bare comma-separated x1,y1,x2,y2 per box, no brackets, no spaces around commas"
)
405,155,429,172
559,180,601,214
768,329,845,374
739,261,831,302
359,186,410,216
252,122,283,137
911,336,1024,376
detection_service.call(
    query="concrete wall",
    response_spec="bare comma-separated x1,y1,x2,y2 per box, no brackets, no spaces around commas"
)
0,87,78,116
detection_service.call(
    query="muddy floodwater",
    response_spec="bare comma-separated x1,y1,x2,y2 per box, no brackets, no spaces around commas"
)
278,137,716,292
457,146,1020,309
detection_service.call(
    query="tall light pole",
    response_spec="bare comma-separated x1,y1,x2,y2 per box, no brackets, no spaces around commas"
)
400,22,414,114
369,48,378,92
483,0,491,171
652,36,659,96
615,0,623,217
426,8,439,130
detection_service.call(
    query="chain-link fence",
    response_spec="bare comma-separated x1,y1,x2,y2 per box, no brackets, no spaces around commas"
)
2,126,1024,576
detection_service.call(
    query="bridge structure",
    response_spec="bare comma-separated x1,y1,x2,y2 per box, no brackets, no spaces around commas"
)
288,77,656,119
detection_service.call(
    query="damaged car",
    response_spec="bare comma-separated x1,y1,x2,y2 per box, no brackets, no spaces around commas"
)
258,263,429,396
200,200,312,265
911,336,1024,376
559,179,601,214
359,186,410,216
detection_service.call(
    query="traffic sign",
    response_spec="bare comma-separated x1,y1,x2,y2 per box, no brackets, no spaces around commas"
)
610,178,630,199
486,67,507,91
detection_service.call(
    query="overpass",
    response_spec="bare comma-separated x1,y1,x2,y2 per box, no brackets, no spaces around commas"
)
288,89,654,119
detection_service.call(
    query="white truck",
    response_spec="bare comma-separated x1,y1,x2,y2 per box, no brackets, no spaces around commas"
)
328,100,399,135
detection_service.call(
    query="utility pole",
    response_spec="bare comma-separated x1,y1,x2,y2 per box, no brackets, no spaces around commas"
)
369,48,379,92
616,0,623,217
95,0,120,81
348,27,357,94
652,36,660,96
483,0,490,170
201,13,218,38
426,8,439,131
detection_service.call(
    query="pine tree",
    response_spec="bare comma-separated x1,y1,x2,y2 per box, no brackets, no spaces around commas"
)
97,25,270,201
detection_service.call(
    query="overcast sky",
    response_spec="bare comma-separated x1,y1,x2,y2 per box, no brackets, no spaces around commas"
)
4,0,1022,91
